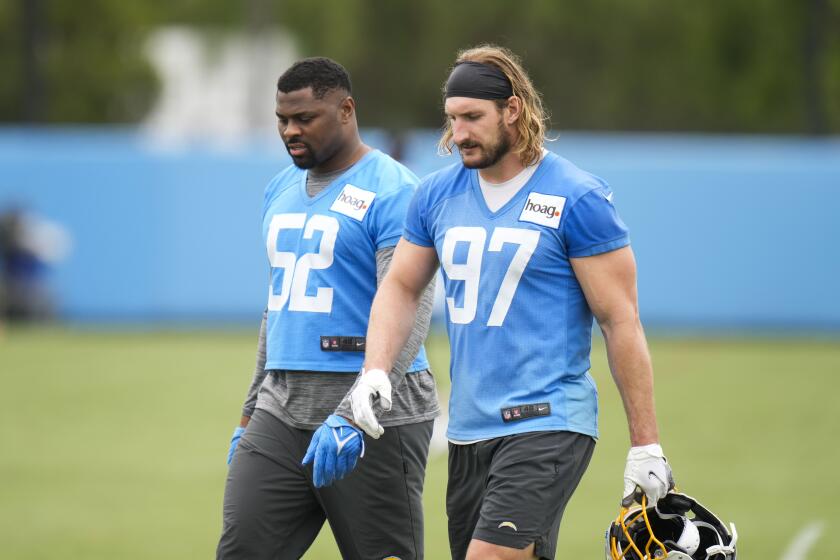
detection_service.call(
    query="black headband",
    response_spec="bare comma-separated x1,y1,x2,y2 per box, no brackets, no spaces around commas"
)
445,61,513,100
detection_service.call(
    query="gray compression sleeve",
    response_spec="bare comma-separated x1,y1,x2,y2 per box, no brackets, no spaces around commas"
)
335,245,436,418
241,308,268,418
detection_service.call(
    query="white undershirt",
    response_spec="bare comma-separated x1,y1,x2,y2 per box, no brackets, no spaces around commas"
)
477,148,548,212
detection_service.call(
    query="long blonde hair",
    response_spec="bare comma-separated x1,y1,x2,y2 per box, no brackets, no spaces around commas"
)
439,45,548,166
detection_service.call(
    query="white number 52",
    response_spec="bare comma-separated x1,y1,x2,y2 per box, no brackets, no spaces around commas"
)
266,213,339,313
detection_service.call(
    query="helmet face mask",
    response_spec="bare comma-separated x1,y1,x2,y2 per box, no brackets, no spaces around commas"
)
606,493,737,560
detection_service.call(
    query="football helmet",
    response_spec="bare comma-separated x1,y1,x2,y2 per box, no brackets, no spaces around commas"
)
606,492,737,559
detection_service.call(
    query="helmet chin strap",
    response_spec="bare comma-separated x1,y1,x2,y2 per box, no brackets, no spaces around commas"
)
702,523,737,559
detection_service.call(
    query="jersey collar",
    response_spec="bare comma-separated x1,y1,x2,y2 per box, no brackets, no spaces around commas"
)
297,149,380,207
468,151,555,219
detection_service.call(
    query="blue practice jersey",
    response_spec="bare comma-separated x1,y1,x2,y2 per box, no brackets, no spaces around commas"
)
404,152,629,441
263,150,429,373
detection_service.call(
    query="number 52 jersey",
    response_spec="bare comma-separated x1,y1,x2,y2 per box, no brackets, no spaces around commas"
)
404,151,629,442
262,149,429,373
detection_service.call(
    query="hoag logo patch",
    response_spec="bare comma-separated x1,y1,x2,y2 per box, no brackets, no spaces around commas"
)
330,184,376,221
519,192,565,228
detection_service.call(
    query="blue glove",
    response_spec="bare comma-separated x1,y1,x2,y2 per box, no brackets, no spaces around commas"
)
227,426,246,465
301,414,365,488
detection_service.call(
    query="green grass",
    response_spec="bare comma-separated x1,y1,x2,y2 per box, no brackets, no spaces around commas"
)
1,327,838,559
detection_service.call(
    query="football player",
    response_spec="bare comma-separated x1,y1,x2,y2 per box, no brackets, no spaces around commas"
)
355,45,673,560
216,57,439,560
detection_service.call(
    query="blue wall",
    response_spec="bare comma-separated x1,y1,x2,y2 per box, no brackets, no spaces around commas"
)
1,128,838,329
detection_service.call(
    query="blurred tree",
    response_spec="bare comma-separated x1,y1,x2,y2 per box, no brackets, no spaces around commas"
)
20,0,47,122
0,0,159,123
279,0,840,134
828,0,840,131
0,0,838,132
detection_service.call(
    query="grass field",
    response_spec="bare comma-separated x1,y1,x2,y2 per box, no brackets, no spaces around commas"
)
1,327,839,559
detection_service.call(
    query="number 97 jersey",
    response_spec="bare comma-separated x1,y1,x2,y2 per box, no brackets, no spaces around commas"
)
404,152,629,442
262,150,429,374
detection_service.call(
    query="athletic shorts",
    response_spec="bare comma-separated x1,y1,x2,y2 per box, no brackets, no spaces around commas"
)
217,408,434,560
446,430,595,560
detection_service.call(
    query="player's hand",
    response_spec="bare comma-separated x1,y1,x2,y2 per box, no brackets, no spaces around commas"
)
622,443,674,507
349,368,392,439
302,414,365,488
227,426,246,465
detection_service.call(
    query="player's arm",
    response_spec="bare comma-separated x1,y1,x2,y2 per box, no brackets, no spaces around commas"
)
226,308,269,464
302,240,438,486
334,245,435,427
345,239,438,438
240,308,269,426
572,246,657,445
376,245,436,378
365,238,439,377
572,246,673,504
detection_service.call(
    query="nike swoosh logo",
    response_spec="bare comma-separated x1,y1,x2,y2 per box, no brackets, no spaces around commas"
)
604,192,614,203
332,429,359,455
498,521,518,531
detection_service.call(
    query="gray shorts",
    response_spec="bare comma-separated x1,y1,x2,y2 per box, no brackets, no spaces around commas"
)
217,409,433,560
446,431,595,560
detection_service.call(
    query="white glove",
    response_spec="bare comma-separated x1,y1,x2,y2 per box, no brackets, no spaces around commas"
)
349,368,392,439
622,443,674,507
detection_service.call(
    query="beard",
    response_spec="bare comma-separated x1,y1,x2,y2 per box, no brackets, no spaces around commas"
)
457,122,512,169
285,139,320,169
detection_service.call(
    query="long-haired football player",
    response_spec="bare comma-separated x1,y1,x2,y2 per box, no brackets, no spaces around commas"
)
358,45,673,560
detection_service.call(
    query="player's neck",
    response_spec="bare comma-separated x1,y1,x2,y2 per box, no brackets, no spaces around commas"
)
313,136,371,175
477,150,526,185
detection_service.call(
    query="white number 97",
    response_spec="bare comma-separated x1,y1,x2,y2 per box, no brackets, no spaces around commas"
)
440,227,540,327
